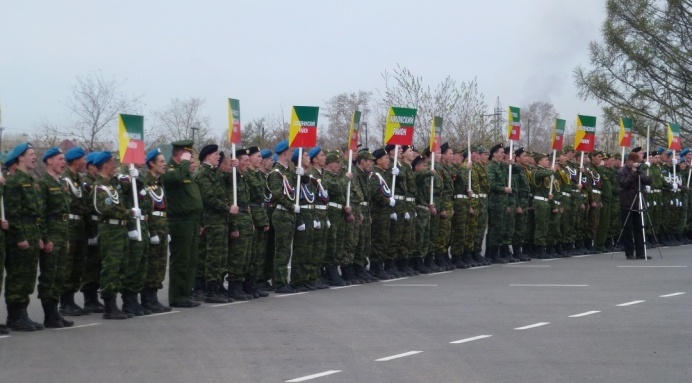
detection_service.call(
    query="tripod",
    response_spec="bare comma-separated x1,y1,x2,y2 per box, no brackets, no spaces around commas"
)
612,171,663,260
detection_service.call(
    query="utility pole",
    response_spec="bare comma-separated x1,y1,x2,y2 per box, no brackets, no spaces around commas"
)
362,122,369,148
191,126,199,150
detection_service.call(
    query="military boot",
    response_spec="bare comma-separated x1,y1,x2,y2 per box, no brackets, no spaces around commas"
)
59,292,84,317
412,257,430,274
229,281,250,301
122,292,145,316
204,281,229,303
82,289,104,314
193,277,206,302
383,259,399,278
102,296,128,320
452,254,469,269
8,303,37,331
404,259,419,275
149,288,172,312
501,245,519,263
339,265,353,285
372,261,391,280
0,322,8,335
140,289,164,314
514,245,531,262
489,246,506,264
327,265,346,286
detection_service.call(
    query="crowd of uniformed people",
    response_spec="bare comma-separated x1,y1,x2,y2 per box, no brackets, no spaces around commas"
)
1,137,691,334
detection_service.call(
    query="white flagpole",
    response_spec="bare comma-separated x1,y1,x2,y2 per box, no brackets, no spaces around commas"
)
129,164,142,241
429,152,435,205
391,145,399,195
467,134,472,192
548,149,557,196
620,146,625,167
295,147,303,202
346,149,353,207
646,125,650,176
508,140,514,187
231,143,237,206
577,152,585,188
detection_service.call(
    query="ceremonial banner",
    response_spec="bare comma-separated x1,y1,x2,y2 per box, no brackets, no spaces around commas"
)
289,106,319,148
429,116,442,152
618,117,632,147
667,122,682,151
574,114,597,152
118,114,145,165
507,106,521,141
384,106,417,145
348,110,361,151
228,98,241,144
552,118,566,151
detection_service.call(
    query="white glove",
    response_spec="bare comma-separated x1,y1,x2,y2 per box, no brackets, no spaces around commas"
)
297,223,306,231
149,235,160,245
131,208,142,218
293,204,301,213
392,167,400,176
180,152,192,161
389,198,396,207
167,234,171,242
295,167,304,176
677,199,682,207
390,212,398,221
653,201,657,206
129,167,139,178
128,230,139,240
672,183,678,191
404,212,411,220
326,220,331,229
672,158,679,165
645,186,651,193
645,161,651,167
670,200,674,205
88,237,98,246
313,220,321,229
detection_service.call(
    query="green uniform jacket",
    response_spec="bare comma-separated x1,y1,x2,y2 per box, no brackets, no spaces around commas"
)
162,159,203,220
39,172,69,243
267,161,298,210
6,170,44,242
197,163,231,224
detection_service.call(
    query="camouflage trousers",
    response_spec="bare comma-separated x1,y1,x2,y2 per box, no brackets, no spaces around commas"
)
450,198,469,256
98,222,129,299
474,198,489,251
204,222,228,283
532,199,550,246
355,208,371,267
325,207,346,265
63,219,88,294
124,221,149,294
547,204,562,246
272,208,296,286
228,213,254,282
370,208,391,264
513,201,529,247
292,211,314,285
388,200,406,261
38,223,69,302
595,200,612,248
146,219,169,290
341,206,361,266
251,220,268,283
82,216,101,293
311,208,328,280
415,206,431,258
433,201,453,254
5,225,41,304
399,202,416,260
487,195,510,247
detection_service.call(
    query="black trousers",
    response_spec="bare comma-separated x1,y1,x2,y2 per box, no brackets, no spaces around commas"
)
620,209,645,257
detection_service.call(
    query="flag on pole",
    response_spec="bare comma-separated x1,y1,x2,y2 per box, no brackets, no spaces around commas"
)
618,117,633,147
552,118,566,151
507,106,521,141
348,110,361,151
667,122,682,150
429,116,442,152
574,114,597,152
289,106,319,148
384,106,417,145
118,114,145,165
228,98,241,144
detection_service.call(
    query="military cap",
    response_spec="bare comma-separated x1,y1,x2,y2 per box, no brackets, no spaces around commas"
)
308,146,322,160
680,148,690,157
462,150,468,160
260,149,273,159
656,146,666,154
612,153,622,160
246,146,260,156
422,147,432,158
401,145,411,153
3,146,20,167
474,145,489,153
515,147,526,157
12,142,32,158
384,144,396,153
219,151,225,163
533,152,548,162
146,148,162,164
372,148,387,160
647,150,659,158
65,147,86,162
411,155,426,169
272,154,278,163
171,139,194,150
198,144,218,162
631,146,642,153
42,147,62,163
503,146,511,155
488,143,504,159
589,150,604,158
325,151,340,164
439,142,450,154
357,149,375,160
235,148,249,158
86,151,100,165
563,144,575,153
602,152,610,159
92,151,113,167
275,140,289,154
666,150,673,157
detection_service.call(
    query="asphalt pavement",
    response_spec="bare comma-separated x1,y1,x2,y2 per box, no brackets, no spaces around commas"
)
1,246,690,383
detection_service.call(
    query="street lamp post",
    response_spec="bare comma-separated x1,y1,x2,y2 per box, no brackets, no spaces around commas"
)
362,122,368,148
191,126,199,148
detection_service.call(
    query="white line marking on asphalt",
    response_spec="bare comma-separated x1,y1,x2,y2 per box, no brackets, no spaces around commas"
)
504,264,551,267
375,351,423,361
380,277,410,283
286,370,342,382
616,300,645,306
450,335,493,344
468,266,492,269
53,323,102,331
382,284,438,287
274,292,309,298
0,335,10,339
211,301,249,308
569,311,601,318
330,285,361,290
509,284,589,287
514,322,550,330
660,292,685,297
572,254,593,258
137,310,181,317
541,258,559,261
618,266,687,269
424,271,453,275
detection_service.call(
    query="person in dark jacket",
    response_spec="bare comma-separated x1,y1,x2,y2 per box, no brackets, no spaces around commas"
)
617,152,652,259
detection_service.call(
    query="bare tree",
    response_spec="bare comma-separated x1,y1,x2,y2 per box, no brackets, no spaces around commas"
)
322,91,372,149
41,71,142,151
447,78,495,149
150,97,211,151
520,102,558,153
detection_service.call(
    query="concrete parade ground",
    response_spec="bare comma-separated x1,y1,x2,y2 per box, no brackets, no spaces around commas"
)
1,246,690,383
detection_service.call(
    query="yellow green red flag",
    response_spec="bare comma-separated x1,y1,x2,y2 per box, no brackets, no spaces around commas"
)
574,114,597,152
552,118,566,151
507,106,520,141
348,111,361,151
289,106,319,148
228,98,241,144
618,118,632,147
667,122,682,151
429,116,442,152
118,114,145,165
384,106,417,145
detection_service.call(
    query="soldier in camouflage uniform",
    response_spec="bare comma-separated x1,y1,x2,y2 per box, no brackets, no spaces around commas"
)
422,147,445,272
594,152,613,253
140,149,172,313
530,153,557,259
449,149,473,267
411,155,434,273
368,148,396,279
81,152,104,311
464,147,490,266
308,147,330,288
322,151,351,286
554,150,575,256
343,150,372,283
267,140,300,294
0,154,11,334
474,146,491,262
646,151,664,245
4,143,47,331
257,149,275,290
38,148,74,328
485,143,512,263
244,147,270,297
432,143,456,269
289,149,317,292
354,149,377,282
385,144,415,276
511,148,532,261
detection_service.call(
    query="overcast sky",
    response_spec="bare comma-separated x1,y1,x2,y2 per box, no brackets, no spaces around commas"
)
0,0,606,143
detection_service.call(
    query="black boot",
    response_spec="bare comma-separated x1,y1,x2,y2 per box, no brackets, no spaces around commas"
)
148,288,172,312
534,246,546,259
140,289,164,314
8,303,39,331
514,245,530,261
372,261,391,280
42,300,63,328
229,281,250,301
122,292,145,316
413,257,430,274
544,245,557,258
102,296,128,320
501,245,518,263
384,259,399,278
404,258,419,275
205,281,229,303
425,253,442,272
327,265,346,286
193,277,206,302
489,246,506,264
452,254,469,269
82,289,104,314
0,322,8,335
59,292,84,316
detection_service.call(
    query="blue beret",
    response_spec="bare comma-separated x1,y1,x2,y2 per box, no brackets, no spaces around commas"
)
657,147,666,154
65,147,86,162
291,148,300,164
308,146,322,160
42,147,63,163
146,148,162,164
680,148,690,157
92,151,113,167
85,152,100,165
3,147,19,167
666,150,673,157
275,140,289,154
12,142,32,158
272,154,278,163
260,149,273,159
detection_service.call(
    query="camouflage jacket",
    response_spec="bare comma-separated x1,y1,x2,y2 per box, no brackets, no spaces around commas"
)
6,169,44,242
